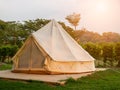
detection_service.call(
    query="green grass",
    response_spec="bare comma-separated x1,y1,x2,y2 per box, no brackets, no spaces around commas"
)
0,69,120,90
0,63,12,70
65,69,120,90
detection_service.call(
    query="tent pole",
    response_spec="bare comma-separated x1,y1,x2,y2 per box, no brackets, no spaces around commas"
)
29,36,32,70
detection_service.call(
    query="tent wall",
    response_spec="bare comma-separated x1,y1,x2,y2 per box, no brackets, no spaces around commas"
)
13,58,95,74
12,35,95,74
45,59,95,74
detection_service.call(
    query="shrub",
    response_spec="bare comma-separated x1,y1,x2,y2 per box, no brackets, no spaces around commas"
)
0,45,18,62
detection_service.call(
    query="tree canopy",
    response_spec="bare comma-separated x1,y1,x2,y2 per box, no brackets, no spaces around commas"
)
0,18,120,46
66,13,80,30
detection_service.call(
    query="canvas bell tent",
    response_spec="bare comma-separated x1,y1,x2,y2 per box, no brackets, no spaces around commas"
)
12,19,95,74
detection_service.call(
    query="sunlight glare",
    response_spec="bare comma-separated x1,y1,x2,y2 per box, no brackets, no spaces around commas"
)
96,2,107,13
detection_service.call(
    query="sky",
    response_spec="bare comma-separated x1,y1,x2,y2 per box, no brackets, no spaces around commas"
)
0,0,120,34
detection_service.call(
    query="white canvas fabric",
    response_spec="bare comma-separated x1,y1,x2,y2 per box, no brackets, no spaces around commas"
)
12,19,95,74
32,19,95,61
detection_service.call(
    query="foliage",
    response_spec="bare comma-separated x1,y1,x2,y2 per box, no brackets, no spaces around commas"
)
74,28,120,43
0,19,49,47
24,19,50,33
115,42,120,67
102,43,115,67
0,63,12,70
0,45,18,62
82,42,101,60
59,22,76,39
102,32,120,42
0,19,120,46
0,69,120,90
66,13,80,30
81,42,120,67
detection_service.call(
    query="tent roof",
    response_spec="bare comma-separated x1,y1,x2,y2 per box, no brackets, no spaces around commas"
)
32,19,94,61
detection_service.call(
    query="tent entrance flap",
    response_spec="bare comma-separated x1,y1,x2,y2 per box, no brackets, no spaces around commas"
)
31,38,45,68
18,37,31,68
17,36,45,69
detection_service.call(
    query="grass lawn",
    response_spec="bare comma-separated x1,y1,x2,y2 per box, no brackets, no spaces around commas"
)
0,68,120,90
0,63,12,70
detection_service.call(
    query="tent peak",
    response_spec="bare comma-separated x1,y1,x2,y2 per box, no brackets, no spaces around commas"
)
51,19,56,21
32,18,95,61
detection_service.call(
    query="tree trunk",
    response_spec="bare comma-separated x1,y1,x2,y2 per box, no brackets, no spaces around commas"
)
117,60,120,67
75,26,76,30
1,56,6,62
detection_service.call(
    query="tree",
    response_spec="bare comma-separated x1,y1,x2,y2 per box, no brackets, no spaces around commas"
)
101,32,120,42
115,43,120,67
24,19,50,33
59,22,75,39
66,13,80,30
82,42,101,60
102,43,114,67
0,20,8,45
74,28,101,43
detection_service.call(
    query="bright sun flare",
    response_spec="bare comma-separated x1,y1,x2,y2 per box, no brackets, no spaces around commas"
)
96,2,107,13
